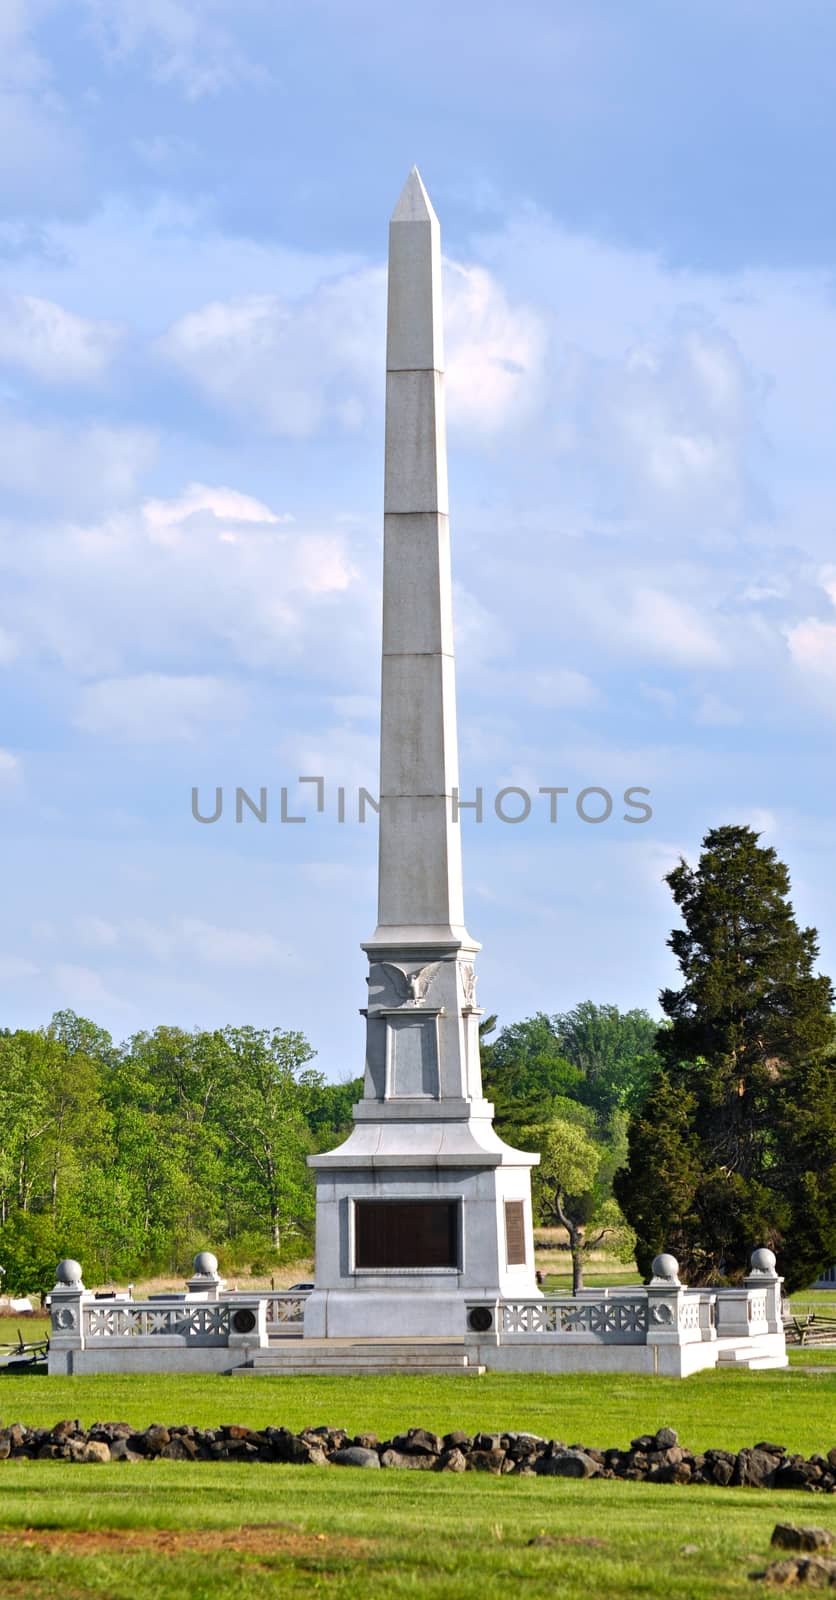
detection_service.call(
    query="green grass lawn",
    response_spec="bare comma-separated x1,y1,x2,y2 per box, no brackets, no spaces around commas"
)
2,1363,834,1452
1,1368,835,1598
0,1462,831,1600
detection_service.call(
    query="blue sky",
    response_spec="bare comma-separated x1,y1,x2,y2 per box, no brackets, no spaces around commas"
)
2,1,836,1077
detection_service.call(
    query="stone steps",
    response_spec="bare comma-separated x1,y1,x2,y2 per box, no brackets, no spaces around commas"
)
231,1338,486,1377
233,1363,485,1377
716,1344,786,1370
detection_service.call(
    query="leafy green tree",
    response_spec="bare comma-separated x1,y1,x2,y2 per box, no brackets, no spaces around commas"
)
481,1013,582,1139
524,1115,634,1291
212,1026,321,1254
616,825,836,1289
306,1076,364,1148
554,1001,659,1132
0,1211,63,1298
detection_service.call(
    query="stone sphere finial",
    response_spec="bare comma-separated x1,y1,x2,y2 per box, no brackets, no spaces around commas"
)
749,1246,777,1275
192,1250,219,1278
55,1259,83,1287
651,1252,681,1284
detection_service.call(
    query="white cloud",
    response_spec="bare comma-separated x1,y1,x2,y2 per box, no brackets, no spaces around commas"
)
741,807,779,837
80,0,263,99
786,617,836,686
74,915,119,948
0,294,122,382
159,258,547,443
628,587,728,668
640,683,676,714
0,415,156,508
179,918,286,967
73,673,247,743
143,481,289,533
329,693,377,722
0,626,19,664
573,324,757,530
0,482,358,675
695,693,743,726
0,748,21,785
0,1,86,215
527,668,599,708
52,961,134,1014
158,270,385,437
785,566,836,699
0,954,39,982
280,726,380,798
130,915,288,967
443,261,548,434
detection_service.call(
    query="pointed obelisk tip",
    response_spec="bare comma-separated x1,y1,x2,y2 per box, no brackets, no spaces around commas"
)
391,166,438,225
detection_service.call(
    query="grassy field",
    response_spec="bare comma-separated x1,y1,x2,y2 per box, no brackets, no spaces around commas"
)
1,1367,835,1598
1,1363,834,1451
0,1464,832,1600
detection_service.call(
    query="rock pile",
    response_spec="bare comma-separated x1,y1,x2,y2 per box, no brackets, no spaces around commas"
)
751,1524,836,1585
1,1422,835,1487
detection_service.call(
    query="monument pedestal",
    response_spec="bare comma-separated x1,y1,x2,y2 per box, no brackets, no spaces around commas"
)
304,1110,539,1338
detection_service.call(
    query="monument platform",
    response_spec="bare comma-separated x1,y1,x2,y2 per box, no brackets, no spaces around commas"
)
233,1337,486,1377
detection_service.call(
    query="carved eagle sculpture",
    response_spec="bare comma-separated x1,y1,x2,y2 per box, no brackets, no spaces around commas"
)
370,961,443,1007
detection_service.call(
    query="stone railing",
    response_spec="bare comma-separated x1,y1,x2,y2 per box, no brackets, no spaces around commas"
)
496,1296,650,1341
465,1248,786,1372
81,1301,233,1343
47,1251,310,1374
264,1294,309,1332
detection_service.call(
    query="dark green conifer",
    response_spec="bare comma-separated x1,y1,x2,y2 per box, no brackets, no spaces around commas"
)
616,825,836,1290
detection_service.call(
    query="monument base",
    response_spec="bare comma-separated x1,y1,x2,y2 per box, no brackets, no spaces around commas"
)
305,1115,540,1340
304,1288,477,1339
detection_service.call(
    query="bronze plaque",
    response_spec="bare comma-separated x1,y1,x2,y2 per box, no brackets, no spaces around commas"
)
355,1200,458,1269
504,1200,526,1266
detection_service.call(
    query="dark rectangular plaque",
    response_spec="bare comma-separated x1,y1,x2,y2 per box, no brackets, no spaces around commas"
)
504,1200,526,1266
355,1200,458,1269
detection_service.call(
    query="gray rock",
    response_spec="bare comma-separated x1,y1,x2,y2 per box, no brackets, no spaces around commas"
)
49,1420,81,1442
467,1449,506,1474
771,1525,835,1553
160,1435,198,1461
380,1449,435,1470
110,1439,143,1462
142,1425,171,1454
736,1448,780,1489
754,1555,836,1586
536,1450,599,1479
331,1447,380,1469
474,1432,503,1452
81,1440,111,1463
654,1427,678,1449
391,1429,441,1456
439,1448,467,1473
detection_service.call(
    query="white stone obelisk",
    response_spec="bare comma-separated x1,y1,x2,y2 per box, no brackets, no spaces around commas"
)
372,166,467,953
304,171,538,1340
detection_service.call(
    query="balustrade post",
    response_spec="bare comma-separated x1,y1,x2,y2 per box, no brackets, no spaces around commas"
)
47,1259,91,1375
186,1249,226,1301
227,1294,268,1351
743,1246,783,1336
645,1253,701,1356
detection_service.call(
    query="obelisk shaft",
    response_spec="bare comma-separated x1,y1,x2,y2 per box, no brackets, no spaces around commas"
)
368,167,468,950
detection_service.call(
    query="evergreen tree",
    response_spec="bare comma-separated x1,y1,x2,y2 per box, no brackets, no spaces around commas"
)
615,825,836,1290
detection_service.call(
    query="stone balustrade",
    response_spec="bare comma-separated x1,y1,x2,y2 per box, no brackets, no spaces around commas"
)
47,1253,310,1375
44,1245,786,1378
464,1248,787,1377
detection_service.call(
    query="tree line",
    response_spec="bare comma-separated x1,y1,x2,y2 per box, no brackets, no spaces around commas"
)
1,825,834,1296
